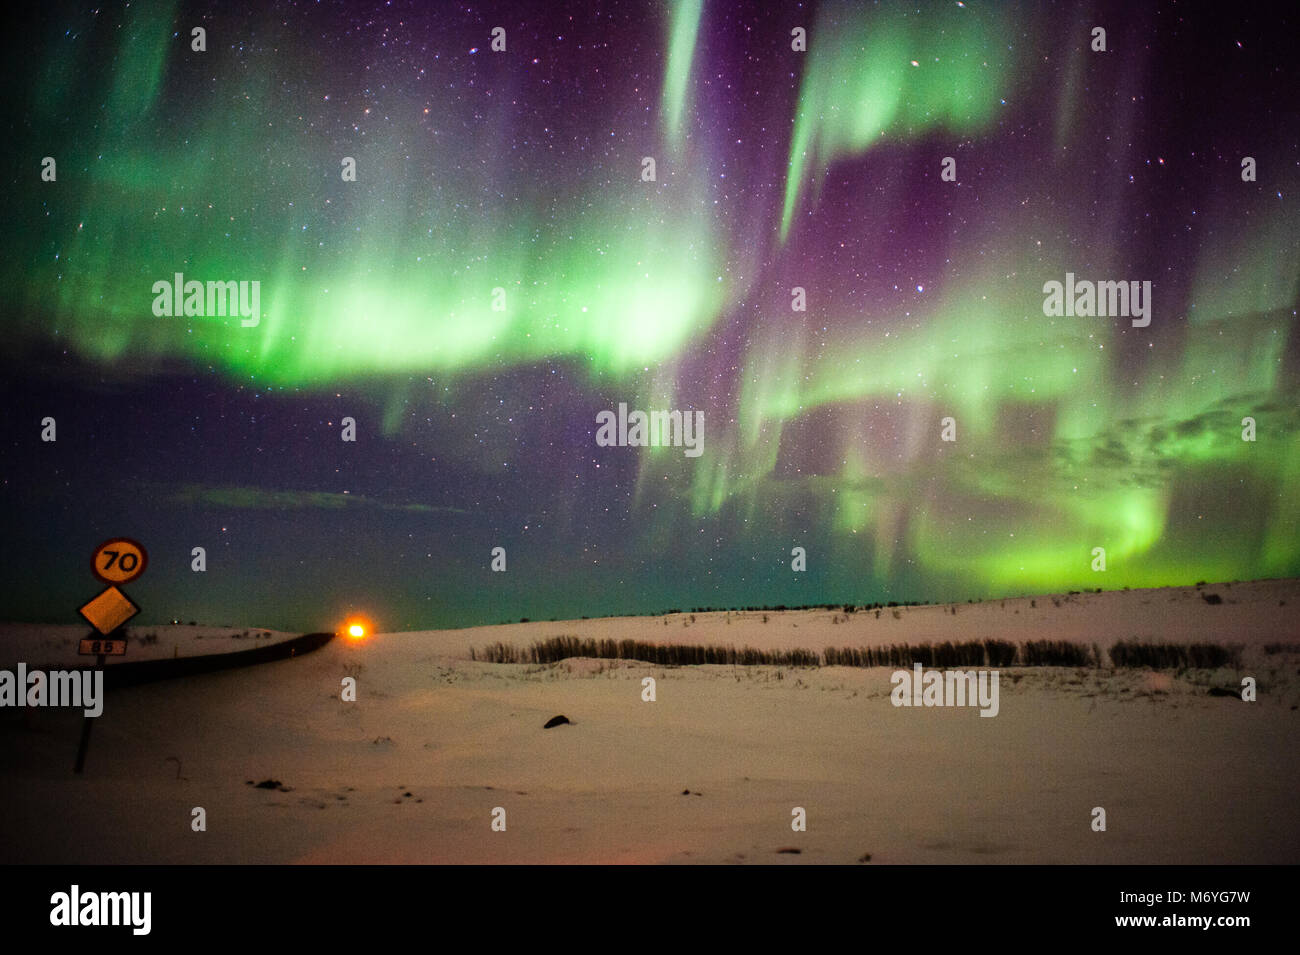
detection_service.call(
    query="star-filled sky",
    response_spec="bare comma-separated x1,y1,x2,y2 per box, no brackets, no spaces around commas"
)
4,0,1298,632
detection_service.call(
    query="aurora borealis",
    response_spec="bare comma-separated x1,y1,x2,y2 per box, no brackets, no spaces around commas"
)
4,0,1298,631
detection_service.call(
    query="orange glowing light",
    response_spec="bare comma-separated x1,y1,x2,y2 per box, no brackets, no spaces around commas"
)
341,617,372,641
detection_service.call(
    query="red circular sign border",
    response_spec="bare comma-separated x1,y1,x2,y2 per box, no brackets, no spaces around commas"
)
90,537,149,585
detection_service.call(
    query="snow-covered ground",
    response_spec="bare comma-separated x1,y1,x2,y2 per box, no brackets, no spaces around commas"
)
1,579,1296,864
396,577,1300,659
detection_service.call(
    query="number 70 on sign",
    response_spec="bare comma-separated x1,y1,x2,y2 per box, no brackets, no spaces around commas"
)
91,538,148,585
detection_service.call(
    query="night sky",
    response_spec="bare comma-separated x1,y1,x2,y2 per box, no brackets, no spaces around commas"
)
4,0,1297,632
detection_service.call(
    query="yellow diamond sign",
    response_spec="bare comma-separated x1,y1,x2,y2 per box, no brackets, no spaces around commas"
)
79,586,140,636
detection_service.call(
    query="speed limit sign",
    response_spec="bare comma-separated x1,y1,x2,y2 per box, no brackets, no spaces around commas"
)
90,538,148,585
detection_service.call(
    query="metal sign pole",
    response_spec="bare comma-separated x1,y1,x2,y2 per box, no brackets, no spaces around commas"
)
72,647,105,774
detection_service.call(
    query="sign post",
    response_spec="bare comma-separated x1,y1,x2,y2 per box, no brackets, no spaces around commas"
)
74,538,146,773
